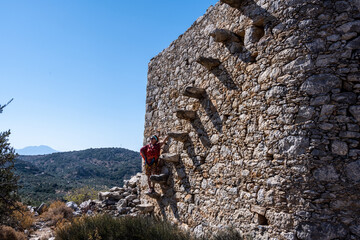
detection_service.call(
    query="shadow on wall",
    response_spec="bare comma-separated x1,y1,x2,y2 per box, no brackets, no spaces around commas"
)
217,0,281,62
221,0,280,27
201,92,223,133
156,156,193,222
210,66,239,90
190,113,213,149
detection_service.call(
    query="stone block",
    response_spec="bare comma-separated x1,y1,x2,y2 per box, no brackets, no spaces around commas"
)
296,222,347,240
278,136,309,157
209,28,241,43
331,92,357,104
168,132,189,142
349,105,360,122
331,140,348,156
345,36,360,50
300,74,341,95
345,160,360,182
160,153,180,163
220,0,244,8
196,57,221,70
175,109,196,120
183,86,206,99
313,165,339,182
244,26,264,47
251,205,266,215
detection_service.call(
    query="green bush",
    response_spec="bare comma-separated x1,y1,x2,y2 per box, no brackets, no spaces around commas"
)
64,186,98,205
55,214,192,240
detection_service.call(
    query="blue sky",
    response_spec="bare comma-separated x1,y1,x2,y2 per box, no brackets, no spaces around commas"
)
0,0,218,152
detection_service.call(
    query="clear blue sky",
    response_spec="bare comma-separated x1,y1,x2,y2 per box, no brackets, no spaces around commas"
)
0,0,218,152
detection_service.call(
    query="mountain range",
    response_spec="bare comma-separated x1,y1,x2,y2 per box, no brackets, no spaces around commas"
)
16,145,58,155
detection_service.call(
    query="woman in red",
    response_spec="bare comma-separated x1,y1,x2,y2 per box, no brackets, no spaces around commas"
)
140,135,168,193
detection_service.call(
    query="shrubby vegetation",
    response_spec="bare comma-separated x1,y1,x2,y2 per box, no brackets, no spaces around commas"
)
40,200,73,227
0,130,19,224
55,214,246,240
64,186,98,205
0,100,28,240
55,214,192,240
15,147,141,204
0,225,27,240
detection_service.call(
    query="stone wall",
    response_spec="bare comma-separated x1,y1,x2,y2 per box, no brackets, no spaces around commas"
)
140,0,360,239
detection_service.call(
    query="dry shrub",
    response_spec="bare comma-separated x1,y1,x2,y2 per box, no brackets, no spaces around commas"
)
55,214,192,240
41,200,73,226
11,202,35,230
0,225,27,240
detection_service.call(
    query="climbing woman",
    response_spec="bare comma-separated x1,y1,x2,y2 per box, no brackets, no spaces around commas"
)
140,134,169,193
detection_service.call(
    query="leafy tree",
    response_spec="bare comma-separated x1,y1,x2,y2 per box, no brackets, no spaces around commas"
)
0,99,19,225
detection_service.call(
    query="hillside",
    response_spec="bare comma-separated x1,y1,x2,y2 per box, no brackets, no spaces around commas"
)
14,147,141,205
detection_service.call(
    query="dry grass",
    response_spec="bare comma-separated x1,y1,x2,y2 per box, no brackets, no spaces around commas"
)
0,225,27,240
40,200,73,227
11,202,35,230
55,214,192,240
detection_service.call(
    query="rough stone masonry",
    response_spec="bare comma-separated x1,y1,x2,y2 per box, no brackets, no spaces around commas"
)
140,0,360,239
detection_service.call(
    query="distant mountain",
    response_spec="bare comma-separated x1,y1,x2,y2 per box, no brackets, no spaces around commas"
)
16,145,59,155
15,147,141,205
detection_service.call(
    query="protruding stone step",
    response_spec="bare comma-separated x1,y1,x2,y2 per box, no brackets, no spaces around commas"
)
183,86,206,99
168,132,189,142
175,110,196,120
136,204,154,213
150,174,169,184
196,57,221,71
160,153,180,163
220,0,244,9
251,205,266,215
210,29,241,43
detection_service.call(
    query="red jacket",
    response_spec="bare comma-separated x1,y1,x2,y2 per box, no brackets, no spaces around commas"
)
140,143,161,165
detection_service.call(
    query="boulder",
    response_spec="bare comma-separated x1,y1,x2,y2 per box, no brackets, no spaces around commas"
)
125,194,137,202
109,187,125,193
66,201,78,211
116,199,127,208
36,202,46,214
98,191,122,201
118,207,131,215
128,175,140,188
136,204,154,213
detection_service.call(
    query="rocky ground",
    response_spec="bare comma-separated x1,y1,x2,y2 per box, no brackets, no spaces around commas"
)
26,173,152,240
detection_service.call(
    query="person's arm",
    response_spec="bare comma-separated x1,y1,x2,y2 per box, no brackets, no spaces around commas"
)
140,145,148,163
159,135,169,147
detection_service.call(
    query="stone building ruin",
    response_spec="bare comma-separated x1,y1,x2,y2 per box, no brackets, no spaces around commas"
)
140,0,360,239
